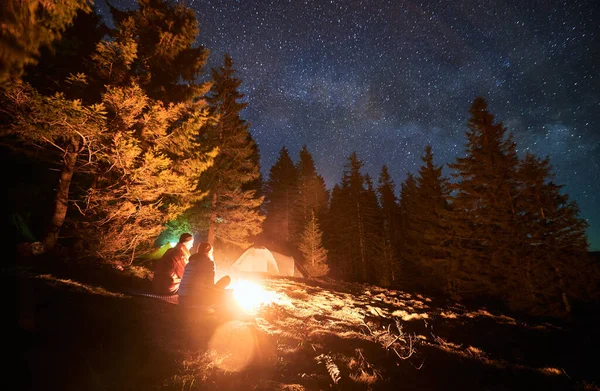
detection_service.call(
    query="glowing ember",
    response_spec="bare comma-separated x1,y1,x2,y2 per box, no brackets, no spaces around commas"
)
230,280,279,311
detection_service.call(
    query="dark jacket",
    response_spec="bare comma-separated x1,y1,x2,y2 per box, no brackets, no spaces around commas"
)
152,243,190,295
178,252,222,306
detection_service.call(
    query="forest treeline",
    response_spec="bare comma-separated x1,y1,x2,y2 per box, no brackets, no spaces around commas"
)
1,0,598,317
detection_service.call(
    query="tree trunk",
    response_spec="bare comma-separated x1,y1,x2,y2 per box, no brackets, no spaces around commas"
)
553,264,571,315
207,192,217,245
42,140,80,250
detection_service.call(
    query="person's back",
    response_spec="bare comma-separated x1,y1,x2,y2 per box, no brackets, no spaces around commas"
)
152,233,194,295
178,252,215,301
179,242,231,307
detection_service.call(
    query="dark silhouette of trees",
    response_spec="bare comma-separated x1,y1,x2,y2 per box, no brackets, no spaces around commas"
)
376,165,401,286
413,146,451,293
295,145,329,239
263,146,300,248
515,152,590,314
447,97,520,299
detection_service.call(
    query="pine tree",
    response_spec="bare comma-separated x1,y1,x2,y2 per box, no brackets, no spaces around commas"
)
81,83,215,261
295,145,329,242
413,146,451,293
196,54,263,248
74,0,217,261
398,173,419,289
1,81,106,250
1,0,217,260
23,7,107,99
263,146,300,248
0,0,91,84
447,97,520,299
298,210,329,277
2,7,106,250
322,184,350,279
363,174,384,284
377,165,401,286
516,152,591,314
100,0,210,103
323,152,378,282
342,152,369,281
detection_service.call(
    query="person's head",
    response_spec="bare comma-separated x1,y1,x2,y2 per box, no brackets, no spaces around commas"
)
196,242,213,258
178,233,194,250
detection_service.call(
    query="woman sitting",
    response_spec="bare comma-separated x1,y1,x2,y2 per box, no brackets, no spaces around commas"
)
178,242,231,308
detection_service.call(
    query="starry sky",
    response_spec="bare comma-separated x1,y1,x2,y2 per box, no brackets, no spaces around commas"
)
97,0,600,251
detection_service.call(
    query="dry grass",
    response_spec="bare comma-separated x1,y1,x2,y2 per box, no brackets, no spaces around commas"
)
5,260,600,390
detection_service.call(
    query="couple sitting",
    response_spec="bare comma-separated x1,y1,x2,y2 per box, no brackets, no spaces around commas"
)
152,233,231,309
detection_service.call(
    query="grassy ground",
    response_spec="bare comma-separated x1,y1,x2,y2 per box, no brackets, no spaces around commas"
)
5,255,600,391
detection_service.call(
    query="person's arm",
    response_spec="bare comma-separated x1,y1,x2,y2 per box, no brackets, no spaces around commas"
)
173,251,187,279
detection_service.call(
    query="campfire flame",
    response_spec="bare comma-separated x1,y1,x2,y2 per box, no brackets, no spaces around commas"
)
230,280,279,311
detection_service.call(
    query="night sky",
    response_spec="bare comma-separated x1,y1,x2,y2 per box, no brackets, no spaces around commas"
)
97,0,600,251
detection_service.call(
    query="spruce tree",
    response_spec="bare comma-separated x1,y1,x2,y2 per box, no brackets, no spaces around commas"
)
324,152,378,282
322,184,350,279
74,0,217,261
196,54,263,248
516,152,590,314
2,7,106,250
296,145,329,225
447,97,520,299
23,8,107,98
398,173,420,289
263,146,299,247
0,0,91,84
363,174,384,284
101,0,210,103
1,0,217,260
377,165,401,285
298,210,329,277
1,81,106,250
414,146,451,293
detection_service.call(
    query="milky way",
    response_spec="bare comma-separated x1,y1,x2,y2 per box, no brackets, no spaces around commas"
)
97,0,600,250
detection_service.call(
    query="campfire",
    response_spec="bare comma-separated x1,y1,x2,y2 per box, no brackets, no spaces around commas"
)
229,279,281,312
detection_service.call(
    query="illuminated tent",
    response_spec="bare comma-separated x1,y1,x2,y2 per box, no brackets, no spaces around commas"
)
230,246,300,277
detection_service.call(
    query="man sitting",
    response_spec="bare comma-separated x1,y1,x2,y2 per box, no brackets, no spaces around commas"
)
152,233,194,295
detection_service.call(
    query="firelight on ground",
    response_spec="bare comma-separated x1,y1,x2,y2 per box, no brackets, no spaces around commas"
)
230,280,280,312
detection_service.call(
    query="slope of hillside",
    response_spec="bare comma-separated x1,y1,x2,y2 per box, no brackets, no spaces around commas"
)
5,258,600,391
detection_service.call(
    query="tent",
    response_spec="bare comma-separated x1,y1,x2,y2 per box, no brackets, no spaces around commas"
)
230,246,305,277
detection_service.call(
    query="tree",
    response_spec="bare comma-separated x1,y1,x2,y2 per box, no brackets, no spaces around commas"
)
100,0,210,103
413,146,451,293
295,145,329,234
324,152,377,282
377,165,401,285
23,7,107,98
0,0,92,84
195,54,263,249
72,0,216,261
398,173,419,289
1,0,216,261
322,184,349,279
2,7,106,252
516,152,591,314
0,81,106,250
298,210,329,277
263,146,299,247
80,83,215,261
447,97,520,299
362,174,384,284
